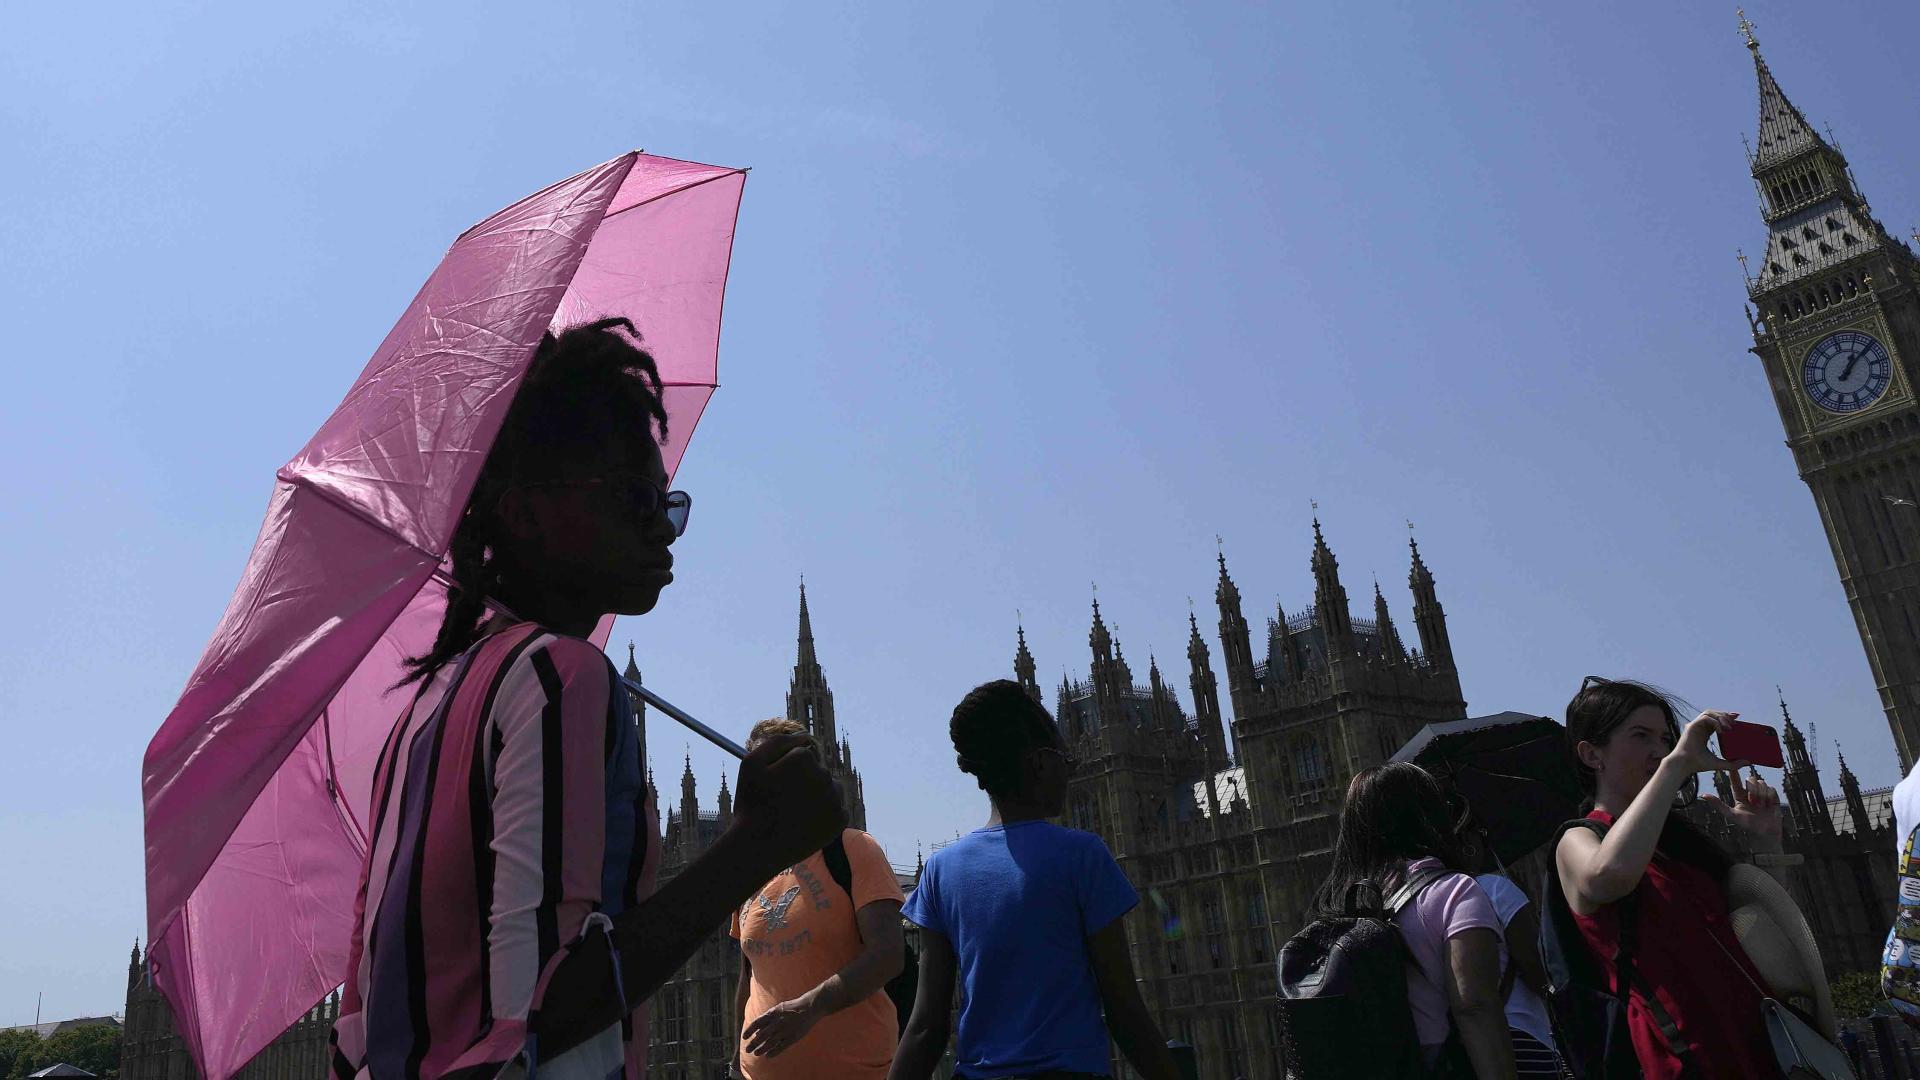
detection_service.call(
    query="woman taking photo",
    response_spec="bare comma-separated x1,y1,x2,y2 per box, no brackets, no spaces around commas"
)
1553,677,1784,1079
1314,763,1516,1078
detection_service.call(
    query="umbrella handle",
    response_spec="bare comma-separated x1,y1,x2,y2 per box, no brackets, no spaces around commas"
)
435,571,750,759
623,676,747,759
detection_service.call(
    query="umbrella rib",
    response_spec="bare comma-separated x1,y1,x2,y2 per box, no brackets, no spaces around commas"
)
598,169,749,224
274,468,446,563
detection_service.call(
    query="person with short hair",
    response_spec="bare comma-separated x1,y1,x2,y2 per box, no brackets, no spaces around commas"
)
730,717,906,1080
889,680,1182,1080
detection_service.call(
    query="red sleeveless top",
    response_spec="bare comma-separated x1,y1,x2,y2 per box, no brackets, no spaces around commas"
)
1570,810,1782,1080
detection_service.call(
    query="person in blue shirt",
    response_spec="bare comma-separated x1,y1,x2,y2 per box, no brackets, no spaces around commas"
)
890,680,1182,1080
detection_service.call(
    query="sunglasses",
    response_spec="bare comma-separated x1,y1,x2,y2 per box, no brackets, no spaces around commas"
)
513,473,692,537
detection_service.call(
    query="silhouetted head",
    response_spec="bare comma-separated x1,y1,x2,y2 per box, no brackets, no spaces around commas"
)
747,717,816,758
949,680,1074,815
403,317,684,683
1315,762,1464,913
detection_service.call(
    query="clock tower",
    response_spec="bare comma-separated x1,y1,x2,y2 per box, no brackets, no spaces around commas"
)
1739,14,1920,766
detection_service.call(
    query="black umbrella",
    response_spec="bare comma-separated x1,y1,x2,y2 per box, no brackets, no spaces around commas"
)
1390,711,1583,863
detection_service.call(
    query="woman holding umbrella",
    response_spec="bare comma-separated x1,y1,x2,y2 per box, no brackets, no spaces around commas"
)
328,319,847,1080
1552,678,1783,1079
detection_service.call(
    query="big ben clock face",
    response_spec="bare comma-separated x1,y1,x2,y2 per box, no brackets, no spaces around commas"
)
1802,330,1892,414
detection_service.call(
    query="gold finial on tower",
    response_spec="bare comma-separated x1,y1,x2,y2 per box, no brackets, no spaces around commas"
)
1737,8,1759,50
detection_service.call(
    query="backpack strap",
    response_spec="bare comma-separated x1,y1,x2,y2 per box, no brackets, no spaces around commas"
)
822,833,855,903
1383,865,1452,917
1555,818,1692,1067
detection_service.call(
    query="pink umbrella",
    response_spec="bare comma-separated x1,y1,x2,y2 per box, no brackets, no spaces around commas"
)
142,151,747,1080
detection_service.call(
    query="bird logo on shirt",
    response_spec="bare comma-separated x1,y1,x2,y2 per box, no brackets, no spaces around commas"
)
755,885,803,930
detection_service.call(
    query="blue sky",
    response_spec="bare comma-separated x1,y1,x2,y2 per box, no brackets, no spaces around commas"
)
4,0,1917,1023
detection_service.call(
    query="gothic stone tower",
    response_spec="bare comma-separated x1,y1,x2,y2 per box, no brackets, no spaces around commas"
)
1738,18,1920,766
786,582,867,829
1028,522,1467,1080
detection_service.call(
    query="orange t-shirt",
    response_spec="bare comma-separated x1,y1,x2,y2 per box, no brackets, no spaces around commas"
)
729,829,905,1080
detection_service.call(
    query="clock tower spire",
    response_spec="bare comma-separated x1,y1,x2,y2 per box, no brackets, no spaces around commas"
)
1738,17,1920,767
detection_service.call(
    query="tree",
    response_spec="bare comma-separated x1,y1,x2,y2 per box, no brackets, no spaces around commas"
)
0,1032,41,1080
7,1024,120,1080
1831,969,1885,1021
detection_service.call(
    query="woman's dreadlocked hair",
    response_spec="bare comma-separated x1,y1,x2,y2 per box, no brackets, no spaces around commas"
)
399,317,670,686
949,680,1059,796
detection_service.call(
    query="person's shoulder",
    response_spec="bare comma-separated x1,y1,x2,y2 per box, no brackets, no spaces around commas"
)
1473,872,1521,902
841,828,891,862
1039,821,1108,848
528,630,616,672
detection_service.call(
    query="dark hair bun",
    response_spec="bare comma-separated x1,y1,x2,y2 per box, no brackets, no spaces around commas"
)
950,680,1055,796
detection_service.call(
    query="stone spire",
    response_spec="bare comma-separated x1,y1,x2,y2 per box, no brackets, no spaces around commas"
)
787,581,837,750
1744,12,1822,169
1147,653,1171,728
1741,10,1897,299
1188,608,1228,767
623,643,646,776
1014,618,1041,701
797,579,818,669
679,751,698,839
1408,526,1454,668
1778,690,1832,835
1089,590,1113,661
1373,577,1407,663
129,939,144,992
1089,592,1127,727
1838,747,1871,838
717,771,732,828
1214,543,1256,703
1310,514,1357,658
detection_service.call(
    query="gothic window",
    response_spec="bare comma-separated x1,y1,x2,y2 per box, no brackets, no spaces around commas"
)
1778,303,1791,322
1819,286,1831,307
1827,216,1841,231
1820,242,1835,256
1294,740,1328,785
706,986,723,1039
1844,232,1859,246
1803,226,1818,242
1845,275,1858,296
1793,254,1809,266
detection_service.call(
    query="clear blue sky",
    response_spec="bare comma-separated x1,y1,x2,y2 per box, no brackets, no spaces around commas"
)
3,0,1916,1024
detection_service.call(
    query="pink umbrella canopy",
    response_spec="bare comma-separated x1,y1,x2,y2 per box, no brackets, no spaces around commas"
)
141,151,746,1080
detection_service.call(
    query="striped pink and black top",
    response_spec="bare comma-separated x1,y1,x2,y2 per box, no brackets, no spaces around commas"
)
330,624,659,1080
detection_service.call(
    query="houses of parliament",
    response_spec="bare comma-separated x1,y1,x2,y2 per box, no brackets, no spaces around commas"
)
115,22,1917,1080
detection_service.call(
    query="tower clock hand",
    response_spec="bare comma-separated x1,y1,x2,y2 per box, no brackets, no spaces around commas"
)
1840,354,1862,382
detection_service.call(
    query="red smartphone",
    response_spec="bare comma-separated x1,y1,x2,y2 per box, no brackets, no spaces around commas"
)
1717,719,1785,769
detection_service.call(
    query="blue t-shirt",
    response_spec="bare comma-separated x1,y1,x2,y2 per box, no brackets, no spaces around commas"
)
901,820,1139,1078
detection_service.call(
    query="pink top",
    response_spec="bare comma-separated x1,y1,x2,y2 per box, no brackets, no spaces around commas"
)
1392,857,1502,1048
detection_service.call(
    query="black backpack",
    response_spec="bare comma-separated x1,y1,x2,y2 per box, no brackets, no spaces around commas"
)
821,834,919,1036
1539,818,1693,1079
1276,866,1459,1079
